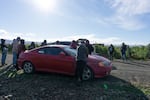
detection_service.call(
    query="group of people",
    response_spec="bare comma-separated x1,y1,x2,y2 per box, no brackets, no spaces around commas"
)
0,38,94,82
0,37,28,70
1,38,128,82
1,37,127,79
70,40,94,54
12,37,26,70
108,42,127,61
0,38,48,68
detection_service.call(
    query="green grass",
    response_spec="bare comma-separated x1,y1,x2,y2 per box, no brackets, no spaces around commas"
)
136,86,150,95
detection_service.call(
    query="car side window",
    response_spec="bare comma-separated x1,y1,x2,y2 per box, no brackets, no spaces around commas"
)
38,48,46,54
38,47,63,55
45,47,64,55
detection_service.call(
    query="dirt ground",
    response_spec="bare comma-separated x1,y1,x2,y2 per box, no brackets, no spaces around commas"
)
0,54,150,100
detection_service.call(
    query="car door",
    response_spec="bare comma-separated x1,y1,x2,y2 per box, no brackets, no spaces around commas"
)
32,47,51,71
45,47,76,75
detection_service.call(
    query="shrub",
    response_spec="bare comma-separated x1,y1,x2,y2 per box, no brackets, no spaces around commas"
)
130,46,148,60
94,45,108,58
114,47,121,59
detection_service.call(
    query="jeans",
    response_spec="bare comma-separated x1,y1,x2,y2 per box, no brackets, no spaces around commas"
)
122,53,126,61
1,51,7,65
76,60,86,80
13,52,17,65
109,52,114,61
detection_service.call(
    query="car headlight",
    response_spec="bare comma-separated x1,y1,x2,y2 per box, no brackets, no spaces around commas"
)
98,61,110,67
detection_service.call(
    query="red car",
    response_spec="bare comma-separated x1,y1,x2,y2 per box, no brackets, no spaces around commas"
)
18,45,112,80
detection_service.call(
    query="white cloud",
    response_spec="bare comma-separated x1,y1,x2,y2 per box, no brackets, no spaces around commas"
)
48,34,122,45
0,29,8,35
0,29,12,39
108,0,150,16
105,15,145,30
0,29,122,44
1,29,148,45
0,29,39,42
105,0,150,30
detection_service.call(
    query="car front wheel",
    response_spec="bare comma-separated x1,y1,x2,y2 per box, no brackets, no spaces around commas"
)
23,62,34,74
82,66,93,81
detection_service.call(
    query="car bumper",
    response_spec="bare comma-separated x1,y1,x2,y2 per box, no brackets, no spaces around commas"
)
17,59,24,69
94,66,112,78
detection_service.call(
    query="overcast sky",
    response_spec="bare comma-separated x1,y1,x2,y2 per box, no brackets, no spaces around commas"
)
0,0,150,45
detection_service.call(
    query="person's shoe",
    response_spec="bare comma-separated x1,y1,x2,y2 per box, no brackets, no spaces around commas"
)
1,64,4,66
12,68,17,71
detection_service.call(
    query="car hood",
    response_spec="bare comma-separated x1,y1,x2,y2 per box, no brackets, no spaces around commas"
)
88,54,111,63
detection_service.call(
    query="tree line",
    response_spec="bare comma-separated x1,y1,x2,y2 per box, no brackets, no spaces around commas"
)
95,44,150,60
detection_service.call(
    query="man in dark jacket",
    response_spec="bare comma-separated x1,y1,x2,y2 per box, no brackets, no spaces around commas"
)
108,44,114,60
85,40,94,55
1,39,8,66
76,41,88,82
121,42,127,61
41,40,47,46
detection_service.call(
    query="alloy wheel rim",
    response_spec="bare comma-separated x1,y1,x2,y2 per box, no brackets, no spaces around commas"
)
24,62,33,73
82,67,91,80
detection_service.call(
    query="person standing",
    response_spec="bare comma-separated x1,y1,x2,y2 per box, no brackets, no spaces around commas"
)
18,39,26,56
85,40,94,55
12,37,20,70
55,40,60,45
70,40,77,49
41,40,47,46
28,42,35,50
0,39,8,66
108,44,114,60
121,42,127,61
127,45,131,59
76,41,88,82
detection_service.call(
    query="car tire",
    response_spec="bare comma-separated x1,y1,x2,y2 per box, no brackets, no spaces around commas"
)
82,66,94,81
23,61,35,74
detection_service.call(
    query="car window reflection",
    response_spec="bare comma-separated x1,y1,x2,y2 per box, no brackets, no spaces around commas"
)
38,47,63,55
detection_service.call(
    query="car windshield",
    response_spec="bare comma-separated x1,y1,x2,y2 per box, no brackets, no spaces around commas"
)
64,47,77,57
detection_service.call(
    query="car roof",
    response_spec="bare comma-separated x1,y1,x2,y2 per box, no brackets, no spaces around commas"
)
37,45,69,50
48,41,71,45
45,44,69,48
26,45,70,53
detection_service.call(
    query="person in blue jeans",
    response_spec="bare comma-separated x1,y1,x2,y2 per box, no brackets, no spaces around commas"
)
108,44,114,61
121,42,127,61
12,37,20,70
1,39,8,66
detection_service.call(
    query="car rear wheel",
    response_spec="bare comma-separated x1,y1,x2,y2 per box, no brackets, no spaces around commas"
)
23,62,34,74
82,66,93,81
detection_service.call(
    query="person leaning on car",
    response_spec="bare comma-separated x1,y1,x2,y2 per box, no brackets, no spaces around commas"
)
76,41,88,82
